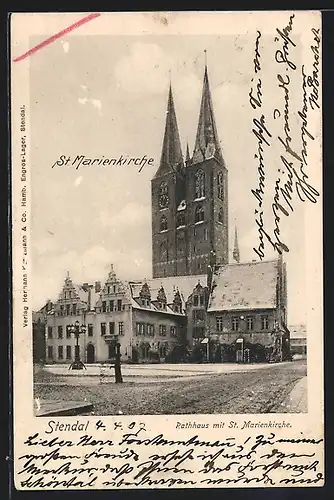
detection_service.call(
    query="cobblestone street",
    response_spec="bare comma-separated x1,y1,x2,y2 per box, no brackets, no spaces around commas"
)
34,359,307,415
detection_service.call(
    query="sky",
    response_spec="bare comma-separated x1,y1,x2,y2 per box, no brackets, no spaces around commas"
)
29,32,314,325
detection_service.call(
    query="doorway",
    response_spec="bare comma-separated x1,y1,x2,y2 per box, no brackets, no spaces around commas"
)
87,343,95,363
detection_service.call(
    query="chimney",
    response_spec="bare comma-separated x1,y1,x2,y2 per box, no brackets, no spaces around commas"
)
87,284,93,311
95,281,101,293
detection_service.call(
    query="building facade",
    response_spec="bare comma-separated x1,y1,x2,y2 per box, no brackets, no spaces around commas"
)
289,324,307,356
206,257,290,362
43,266,188,364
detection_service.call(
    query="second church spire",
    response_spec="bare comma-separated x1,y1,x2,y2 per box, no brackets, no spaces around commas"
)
192,64,223,165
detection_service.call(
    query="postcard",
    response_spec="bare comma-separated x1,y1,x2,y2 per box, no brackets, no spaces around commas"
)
11,11,323,490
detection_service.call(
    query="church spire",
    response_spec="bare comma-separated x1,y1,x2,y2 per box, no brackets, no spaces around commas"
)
154,84,183,178
192,59,223,165
233,226,240,263
185,142,191,164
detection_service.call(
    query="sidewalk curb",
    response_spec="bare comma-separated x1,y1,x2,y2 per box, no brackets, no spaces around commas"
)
280,376,308,413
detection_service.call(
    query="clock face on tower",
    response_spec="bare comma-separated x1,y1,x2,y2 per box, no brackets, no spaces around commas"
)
159,194,169,209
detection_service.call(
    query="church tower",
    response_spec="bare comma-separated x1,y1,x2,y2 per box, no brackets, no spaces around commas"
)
152,63,228,278
151,84,187,278
185,63,229,274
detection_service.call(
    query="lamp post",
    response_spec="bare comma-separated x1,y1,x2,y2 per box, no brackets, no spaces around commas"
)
68,320,87,370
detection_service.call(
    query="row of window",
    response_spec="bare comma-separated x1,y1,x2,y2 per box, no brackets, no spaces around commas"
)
101,299,123,313
47,344,119,360
158,172,224,207
58,304,79,316
138,343,169,358
159,206,224,232
63,286,120,299
193,295,205,307
47,345,73,360
47,324,94,339
216,315,269,332
135,322,178,337
101,322,124,336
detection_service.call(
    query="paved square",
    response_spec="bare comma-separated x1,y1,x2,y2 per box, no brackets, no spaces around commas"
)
34,359,307,415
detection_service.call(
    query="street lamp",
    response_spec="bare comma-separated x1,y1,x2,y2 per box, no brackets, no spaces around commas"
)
68,320,87,370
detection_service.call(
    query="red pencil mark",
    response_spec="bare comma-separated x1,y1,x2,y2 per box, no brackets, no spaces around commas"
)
13,12,101,62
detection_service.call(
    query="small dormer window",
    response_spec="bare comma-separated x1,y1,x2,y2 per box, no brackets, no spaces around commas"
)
157,286,167,310
173,289,182,314
139,282,151,308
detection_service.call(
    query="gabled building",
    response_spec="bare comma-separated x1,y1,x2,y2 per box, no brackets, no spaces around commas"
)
43,266,191,364
206,257,289,362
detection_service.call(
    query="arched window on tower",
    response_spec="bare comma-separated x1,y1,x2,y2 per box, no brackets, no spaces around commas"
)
160,242,168,262
195,170,205,199
159,182,169,209
159,182,168,195
217,172,224,200
195,205,205,223
160,216,168,232
218,206,224,223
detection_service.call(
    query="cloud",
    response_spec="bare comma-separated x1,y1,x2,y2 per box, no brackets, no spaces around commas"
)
78,96,102,115
78,87,102,115
91,99,102,113
74,176,83,187
60,40,70,53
